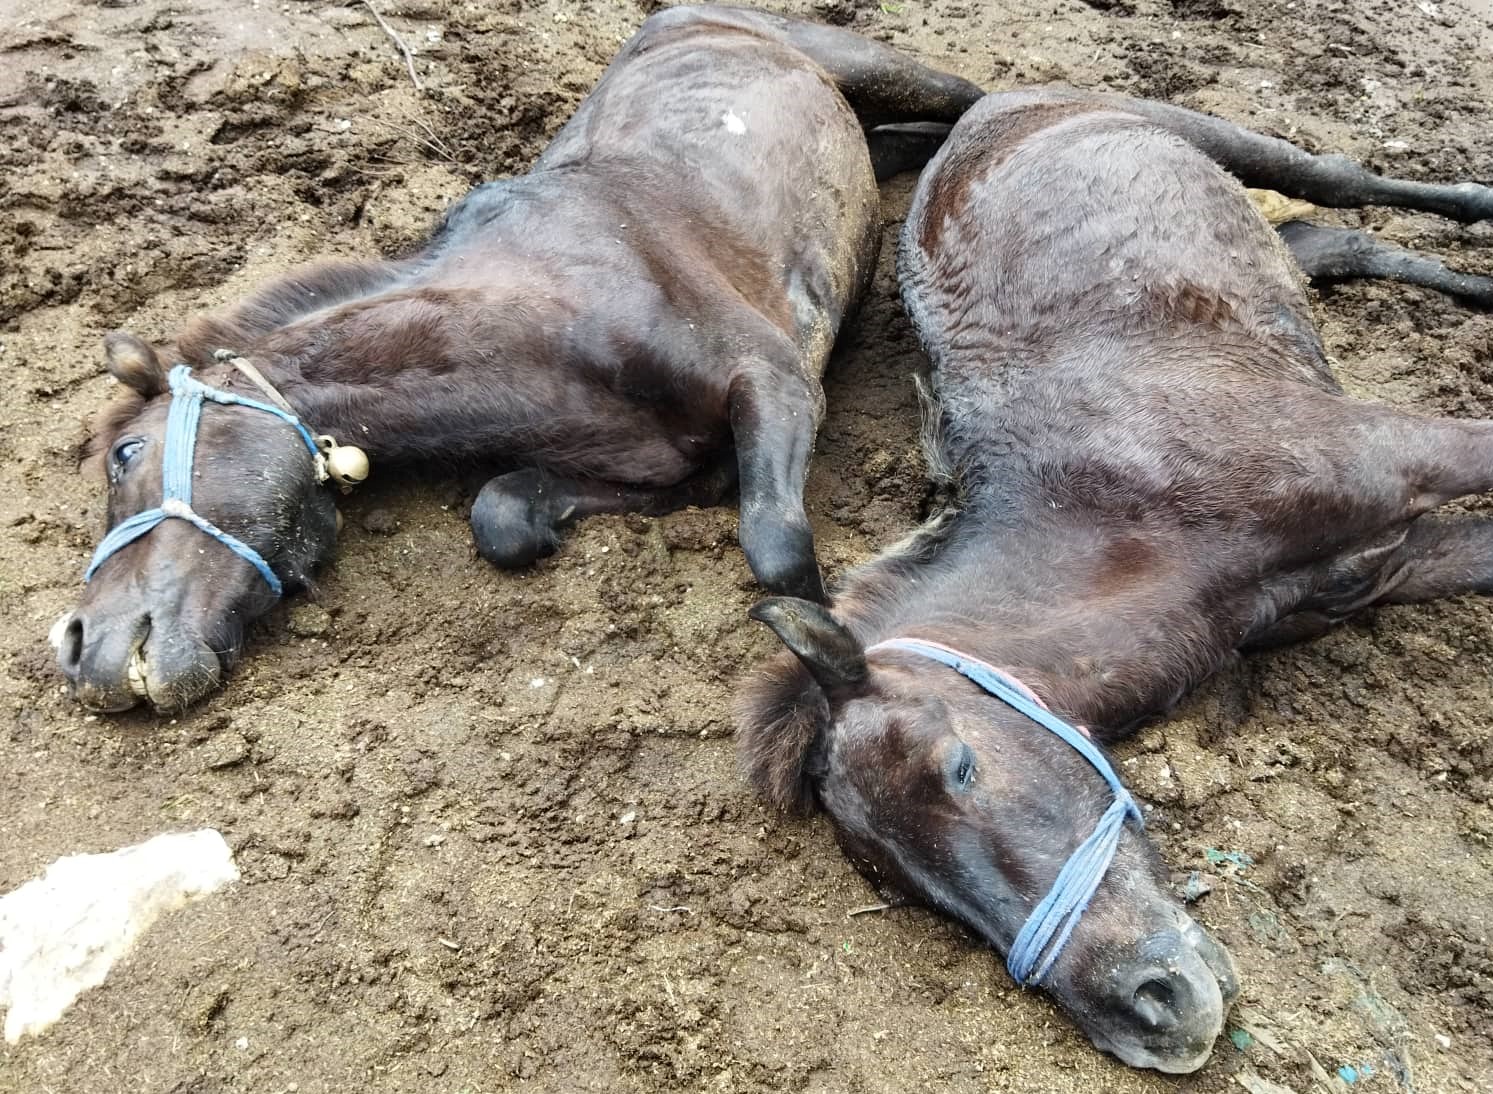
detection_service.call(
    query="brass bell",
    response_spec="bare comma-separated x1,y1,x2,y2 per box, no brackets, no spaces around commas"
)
325,443,370,493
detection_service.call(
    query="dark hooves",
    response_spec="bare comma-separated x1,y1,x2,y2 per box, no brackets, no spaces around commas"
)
741,516,828,604
1448,181,1493,225
470,470,562,568
1453,274,1493,311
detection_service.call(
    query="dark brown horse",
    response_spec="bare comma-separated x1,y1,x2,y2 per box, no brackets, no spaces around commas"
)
56,6,982,713
738,89,1493,1072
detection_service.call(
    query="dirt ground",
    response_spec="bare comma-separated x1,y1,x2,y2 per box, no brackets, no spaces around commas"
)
1,0,1490,1090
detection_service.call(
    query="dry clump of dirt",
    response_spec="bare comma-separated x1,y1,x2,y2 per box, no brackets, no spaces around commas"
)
2,0,1491,1092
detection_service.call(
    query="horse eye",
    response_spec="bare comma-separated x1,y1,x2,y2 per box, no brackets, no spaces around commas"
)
109,438,144,482
112,438,144,467
951,743,975,790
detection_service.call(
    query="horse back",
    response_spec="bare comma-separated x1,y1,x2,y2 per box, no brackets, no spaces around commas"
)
900,92,1334,395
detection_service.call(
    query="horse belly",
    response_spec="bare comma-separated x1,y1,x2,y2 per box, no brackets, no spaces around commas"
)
538,38,880,353
526,339,733,487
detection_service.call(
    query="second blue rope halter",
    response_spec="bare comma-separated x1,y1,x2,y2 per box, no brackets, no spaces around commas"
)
866,636,1144,988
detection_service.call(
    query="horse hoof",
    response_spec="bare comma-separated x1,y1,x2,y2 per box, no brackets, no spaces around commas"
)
741,516,826,602
470,475,561,568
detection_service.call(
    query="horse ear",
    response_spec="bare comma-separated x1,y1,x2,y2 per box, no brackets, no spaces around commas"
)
748,597,868,701
103,332,167,397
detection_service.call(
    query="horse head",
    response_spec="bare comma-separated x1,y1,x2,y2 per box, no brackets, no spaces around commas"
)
740,597,1239,1073
55,333,348,711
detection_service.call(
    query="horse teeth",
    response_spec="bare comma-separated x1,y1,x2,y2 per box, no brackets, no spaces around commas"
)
127,650,149,697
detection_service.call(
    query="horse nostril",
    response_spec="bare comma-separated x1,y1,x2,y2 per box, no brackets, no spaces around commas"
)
1130,974,1182,1030
59,617,86,676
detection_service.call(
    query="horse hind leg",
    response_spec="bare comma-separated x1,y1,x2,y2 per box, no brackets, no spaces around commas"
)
748,10,984,128
635,7,981,129
1018,90,1493,223
1275,220,1493,308
470,457,739,569
865,123,955,182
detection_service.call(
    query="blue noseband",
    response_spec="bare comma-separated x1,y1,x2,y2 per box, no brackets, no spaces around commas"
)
84,364,323,597
867,637,1144,988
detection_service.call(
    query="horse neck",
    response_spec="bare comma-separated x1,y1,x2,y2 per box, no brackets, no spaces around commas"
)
219,280,558,463
838,500,1233,735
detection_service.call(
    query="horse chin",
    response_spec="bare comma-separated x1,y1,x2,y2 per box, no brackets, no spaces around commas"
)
1102,1036,1215,1075
135,627,226,712
70,682,145,715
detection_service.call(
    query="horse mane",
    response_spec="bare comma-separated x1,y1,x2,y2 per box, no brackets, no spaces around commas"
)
176,258,408,362
79,259,408,472
733,502,972,815
733,652,827,814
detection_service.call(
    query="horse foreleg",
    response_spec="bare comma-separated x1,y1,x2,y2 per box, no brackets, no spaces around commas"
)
1260,514,1493,638
470,457,738,569
1230,391,1493,577
729,365,827,604
1247,514,1493,651
1328,401,1493,517
1241,611,1338,651
1276,221,1493,306
1246,405,1493,634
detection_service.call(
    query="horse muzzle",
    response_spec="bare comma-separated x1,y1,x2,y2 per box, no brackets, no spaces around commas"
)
53,607,222,713
1086,913,1240,1074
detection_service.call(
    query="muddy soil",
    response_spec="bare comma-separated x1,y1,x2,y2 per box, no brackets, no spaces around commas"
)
2,0,1490,1091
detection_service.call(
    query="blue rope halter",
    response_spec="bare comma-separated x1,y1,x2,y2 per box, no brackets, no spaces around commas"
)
867,636,1144,988
83,364,324,597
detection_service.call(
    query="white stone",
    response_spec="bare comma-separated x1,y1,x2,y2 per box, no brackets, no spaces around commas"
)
0,829,239,1042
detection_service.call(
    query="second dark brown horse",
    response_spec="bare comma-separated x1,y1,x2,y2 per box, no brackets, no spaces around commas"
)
739,89,1493,1072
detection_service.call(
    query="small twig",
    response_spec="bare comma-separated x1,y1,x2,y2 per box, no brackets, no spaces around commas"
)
365,115,455,164
362,0,423,91
848,902,894,917
396,105,456,160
